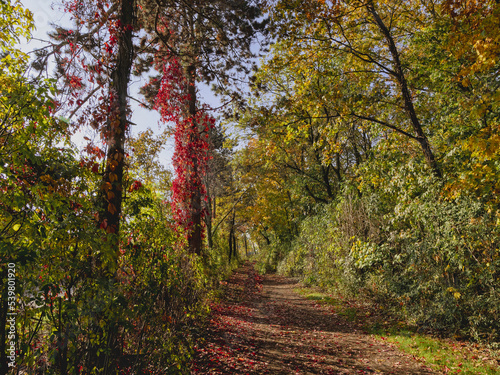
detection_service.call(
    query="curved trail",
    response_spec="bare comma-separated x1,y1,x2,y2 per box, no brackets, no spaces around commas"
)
191,262,435,374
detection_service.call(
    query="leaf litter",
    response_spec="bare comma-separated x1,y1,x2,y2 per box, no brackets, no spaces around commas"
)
191,262,437,374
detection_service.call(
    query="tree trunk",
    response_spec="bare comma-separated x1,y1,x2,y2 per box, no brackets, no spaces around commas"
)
232,230,237,260
94,0,135,372
366,1,442,178
204,182,213,249
206,194,213,249
100,0,135,249
185,63,204,255
228,212,236,261
228,227,234,261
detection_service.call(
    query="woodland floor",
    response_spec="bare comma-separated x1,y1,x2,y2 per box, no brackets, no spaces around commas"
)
190,262,436,374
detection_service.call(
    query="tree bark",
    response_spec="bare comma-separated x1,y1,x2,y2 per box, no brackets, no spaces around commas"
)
228,227,234,261
232,230,237,260
94,0,135,372
206,193,214,249
100,0,135,245
185,62,204,256
228,212,236,261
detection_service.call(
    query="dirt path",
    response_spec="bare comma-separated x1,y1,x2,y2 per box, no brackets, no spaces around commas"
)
191,262,436,374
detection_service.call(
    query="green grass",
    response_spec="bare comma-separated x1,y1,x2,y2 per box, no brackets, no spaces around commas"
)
372,327,500,374
297,287,500,374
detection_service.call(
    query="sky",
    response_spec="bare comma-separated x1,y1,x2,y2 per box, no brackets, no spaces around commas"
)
18,0,222,171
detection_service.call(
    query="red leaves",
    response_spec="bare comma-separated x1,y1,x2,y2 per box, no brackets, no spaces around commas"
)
84,144,105,159
128,180,142,192
69,201,83,211
68,75,83,88
104,42,114,55
155,57,212,240
99,219,108,229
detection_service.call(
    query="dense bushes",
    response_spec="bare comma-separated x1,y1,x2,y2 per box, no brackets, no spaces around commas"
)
0,74,211,372
273,163,500,345
8,178,211,374
372,179,500,343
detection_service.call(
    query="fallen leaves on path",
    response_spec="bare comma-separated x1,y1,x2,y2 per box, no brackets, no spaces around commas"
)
191,262,435,374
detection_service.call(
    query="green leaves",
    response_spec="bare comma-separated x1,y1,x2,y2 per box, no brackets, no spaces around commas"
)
0,0,32,75
231,0,500,345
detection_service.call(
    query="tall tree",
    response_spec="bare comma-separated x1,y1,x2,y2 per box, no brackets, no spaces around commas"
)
40,0,137,268
34,1,138,371
0,3,35,373
101,0,136,245
270,0,442,177
139,0,266,255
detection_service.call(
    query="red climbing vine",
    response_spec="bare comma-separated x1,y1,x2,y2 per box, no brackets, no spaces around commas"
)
155,57,214,252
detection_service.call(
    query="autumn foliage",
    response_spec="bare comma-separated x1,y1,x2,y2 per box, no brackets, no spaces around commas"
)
155,59,214,247
2,0,500,374
236,0,500,345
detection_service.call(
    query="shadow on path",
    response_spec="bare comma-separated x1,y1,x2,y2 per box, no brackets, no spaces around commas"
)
191,262,435,374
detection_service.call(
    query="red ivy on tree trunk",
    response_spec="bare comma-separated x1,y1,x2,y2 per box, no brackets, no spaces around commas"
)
155,58,213,255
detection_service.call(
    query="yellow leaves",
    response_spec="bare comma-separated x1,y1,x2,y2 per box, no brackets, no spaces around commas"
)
40,174,54,184
447,287,462,300
463,128,500,162
473,38,497,67
461,77,470,87
0,0,33,72
446,1,500,77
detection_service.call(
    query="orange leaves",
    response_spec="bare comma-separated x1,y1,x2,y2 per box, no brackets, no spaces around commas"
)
109,159,119,171
113,151,123,162
444,0,500,76
107,203,116,215
39,174,72,195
